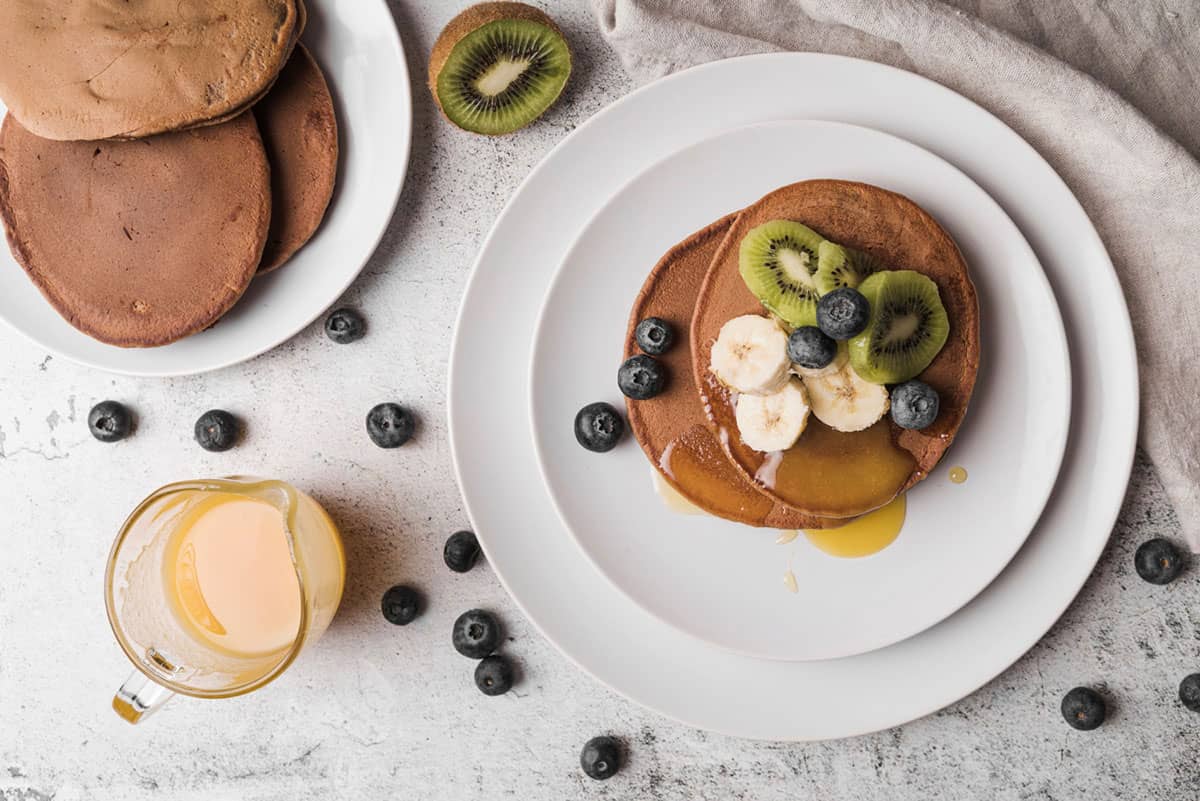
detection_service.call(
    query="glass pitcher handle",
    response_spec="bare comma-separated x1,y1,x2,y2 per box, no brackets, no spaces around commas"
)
112,670,174,724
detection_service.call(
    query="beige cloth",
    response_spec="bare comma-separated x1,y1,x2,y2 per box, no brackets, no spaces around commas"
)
592,0,1200,549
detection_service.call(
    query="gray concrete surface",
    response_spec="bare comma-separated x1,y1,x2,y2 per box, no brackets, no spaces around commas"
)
0,2,1194,799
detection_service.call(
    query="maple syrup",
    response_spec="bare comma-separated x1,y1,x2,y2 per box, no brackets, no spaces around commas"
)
804,495,906,558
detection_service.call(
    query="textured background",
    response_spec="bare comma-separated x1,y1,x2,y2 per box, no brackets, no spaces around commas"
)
0,2,1194,799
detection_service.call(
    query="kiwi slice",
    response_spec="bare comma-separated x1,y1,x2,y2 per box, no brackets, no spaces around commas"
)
428,3,572,136
815,241,882,294
848,270,949,384
738,220,825,327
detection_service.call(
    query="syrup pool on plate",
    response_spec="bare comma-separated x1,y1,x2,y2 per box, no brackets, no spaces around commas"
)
803,495,907,559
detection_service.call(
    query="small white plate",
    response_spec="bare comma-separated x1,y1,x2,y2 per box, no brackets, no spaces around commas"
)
529,120,1070,661
449,53,1137,740
0,0,410,376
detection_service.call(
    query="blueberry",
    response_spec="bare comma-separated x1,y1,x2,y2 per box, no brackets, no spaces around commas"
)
786,326,837,369
634,317,675,355
452,609,501,658
324,307,365,344
890,380,941,430
194,409,239,452
366,403,414,448
580,736,621,780
816,287,870,340
87,400,132,443
474,655,515,696
1134,538,1184,585
444,530,481,573
1061,687,1106,731
380,585,422,626
1180,674,1200,712
574,402,625,452
618,354,667,400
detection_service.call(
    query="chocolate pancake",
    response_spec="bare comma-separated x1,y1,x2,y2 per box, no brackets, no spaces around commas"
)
0,112,271,347
0,0,300,141
691,180,980,519
255,43,338,273
626,216,839,530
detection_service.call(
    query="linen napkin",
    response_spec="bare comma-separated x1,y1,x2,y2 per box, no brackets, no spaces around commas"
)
591,0,1200,549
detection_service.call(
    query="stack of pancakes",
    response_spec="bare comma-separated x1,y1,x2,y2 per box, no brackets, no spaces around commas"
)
624,180,980,529
0,0,338,347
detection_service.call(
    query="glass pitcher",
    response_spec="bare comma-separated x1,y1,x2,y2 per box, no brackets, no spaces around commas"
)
104,477,345,723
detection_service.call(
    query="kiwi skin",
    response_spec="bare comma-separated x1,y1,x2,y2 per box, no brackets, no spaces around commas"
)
427,2,571,135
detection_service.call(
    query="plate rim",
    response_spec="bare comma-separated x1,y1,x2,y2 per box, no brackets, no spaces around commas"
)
524,117,1072,662
0,0,412,377
448,51,1139,740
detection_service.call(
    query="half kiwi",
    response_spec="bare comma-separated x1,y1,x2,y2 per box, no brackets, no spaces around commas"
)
848,270,949,384
428,2,572,136
738,220,825,327
815,241,882,294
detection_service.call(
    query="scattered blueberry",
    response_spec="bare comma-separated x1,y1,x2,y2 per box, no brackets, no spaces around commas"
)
618,354,667,400
634,317,675,355
1134,538,1184,585
366,403,414,448
816,287,870,340
1180,674,1200,712
324,307,366,344
444,530,481,573
574,402,625,452
452,609,501,659
194,409,239,452
380,585,422,626
890,380,941,430
786,326,837,369
87,400,132,443
580,736,622,780
1061,687,1106,731
474,655,515,696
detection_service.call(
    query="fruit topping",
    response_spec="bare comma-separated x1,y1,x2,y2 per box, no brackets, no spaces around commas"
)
574,402,625,451
848,270,949,385
803,364,890,433
709,314,790,395
634,316,675,355
739,220,825,327
366,403,415,448
890,380,941,430
735,378,810,452
618,355,667,400
786,326,837,371
816,287,871,340
815,241,882,293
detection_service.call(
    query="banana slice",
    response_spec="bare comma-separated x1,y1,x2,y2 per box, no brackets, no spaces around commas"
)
735,378,810,452
791,341,848,379
710,315,790,395
803,364,890,432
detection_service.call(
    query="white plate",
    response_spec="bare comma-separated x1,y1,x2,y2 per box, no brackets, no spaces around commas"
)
0,0,410,376
448,53,1137,740
529,120,1070,662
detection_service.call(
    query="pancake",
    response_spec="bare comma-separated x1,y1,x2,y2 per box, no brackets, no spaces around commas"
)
0,0,300,141
0,112,271,347
690,180,980,519
254,43,338,273
625,215,839,530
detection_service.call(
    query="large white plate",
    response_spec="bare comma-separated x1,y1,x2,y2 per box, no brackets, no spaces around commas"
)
449,53,1137,740
529,120,1069,662
0,0,410,377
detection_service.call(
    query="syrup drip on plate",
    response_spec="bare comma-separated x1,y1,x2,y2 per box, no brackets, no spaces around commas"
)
804,495,906,559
